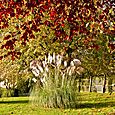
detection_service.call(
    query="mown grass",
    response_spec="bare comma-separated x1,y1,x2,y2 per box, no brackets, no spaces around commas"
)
0,92,115,115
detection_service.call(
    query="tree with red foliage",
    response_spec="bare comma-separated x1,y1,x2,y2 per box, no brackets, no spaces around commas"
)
0,0,114,61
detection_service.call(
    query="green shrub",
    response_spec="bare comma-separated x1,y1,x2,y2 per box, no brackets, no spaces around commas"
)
1,88,14,97
16,78,30,96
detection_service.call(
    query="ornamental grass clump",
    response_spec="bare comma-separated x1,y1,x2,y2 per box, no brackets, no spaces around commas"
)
29,53,83,108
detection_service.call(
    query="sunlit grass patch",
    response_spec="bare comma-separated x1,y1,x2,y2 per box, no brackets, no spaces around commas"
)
0,93,114,115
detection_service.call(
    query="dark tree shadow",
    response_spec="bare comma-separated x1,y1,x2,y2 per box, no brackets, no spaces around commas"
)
76,101,115,109
0,100,29,104
0,97,114,109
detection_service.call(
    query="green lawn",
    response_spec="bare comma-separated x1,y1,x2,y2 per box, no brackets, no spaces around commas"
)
0,93,115,115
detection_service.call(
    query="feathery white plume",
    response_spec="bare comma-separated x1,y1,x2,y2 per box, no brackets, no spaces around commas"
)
73,59,81,66
32,78,37,83
64,61,67,67
32,69,40,76
53,52,56,63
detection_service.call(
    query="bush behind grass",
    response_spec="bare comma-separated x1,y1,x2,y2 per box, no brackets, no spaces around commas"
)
0,88,14,97
0,93,115,115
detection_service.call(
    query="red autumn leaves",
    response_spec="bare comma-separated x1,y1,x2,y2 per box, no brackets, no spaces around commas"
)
0,0,114,60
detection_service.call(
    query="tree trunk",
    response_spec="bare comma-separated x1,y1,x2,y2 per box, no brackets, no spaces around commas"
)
108,78,113,95
78,75,82,92
89,76,93,92
103,74,107,93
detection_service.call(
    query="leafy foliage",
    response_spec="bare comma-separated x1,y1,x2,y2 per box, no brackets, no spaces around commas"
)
0,0,114,60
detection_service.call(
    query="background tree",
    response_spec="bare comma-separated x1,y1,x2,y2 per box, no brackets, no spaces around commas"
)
0,59,32,97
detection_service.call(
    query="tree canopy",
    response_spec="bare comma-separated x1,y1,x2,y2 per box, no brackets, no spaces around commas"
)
0,0,114,60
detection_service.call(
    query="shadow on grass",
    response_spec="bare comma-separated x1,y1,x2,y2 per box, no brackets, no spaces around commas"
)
76,101,115,109
0,98,114,109
0,100,29,104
